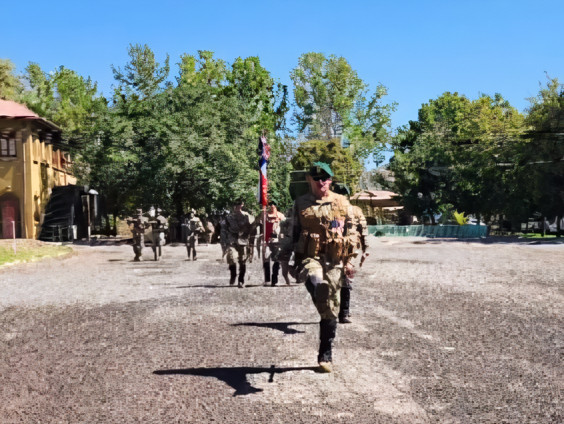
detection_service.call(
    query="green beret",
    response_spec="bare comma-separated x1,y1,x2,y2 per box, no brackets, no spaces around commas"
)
309,161,334,178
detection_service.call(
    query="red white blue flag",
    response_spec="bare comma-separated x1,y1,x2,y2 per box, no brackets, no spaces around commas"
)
258,135,270,207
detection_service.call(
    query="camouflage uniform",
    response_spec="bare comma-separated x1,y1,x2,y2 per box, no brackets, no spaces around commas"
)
127,210,150,262
184,211,205,260
339,205,369,322
276,214,294,285
150,211,168,261
292,190,354,363
225,208,255,287
263,209,285,285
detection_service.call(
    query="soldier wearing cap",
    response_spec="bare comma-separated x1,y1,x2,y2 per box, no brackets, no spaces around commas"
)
127,209,151,262
224,199,255,287
291,161,355,372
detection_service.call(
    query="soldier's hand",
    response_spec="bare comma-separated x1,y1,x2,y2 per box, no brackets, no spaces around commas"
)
345,262,355,279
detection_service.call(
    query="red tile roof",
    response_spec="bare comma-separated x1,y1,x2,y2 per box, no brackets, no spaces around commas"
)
0,100,40,118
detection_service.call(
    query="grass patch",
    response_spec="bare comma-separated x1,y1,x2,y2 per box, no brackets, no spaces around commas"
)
520,233,559,239
0,242,73,266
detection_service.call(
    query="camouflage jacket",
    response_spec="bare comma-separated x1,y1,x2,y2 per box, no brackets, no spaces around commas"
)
346,205,369,256
185,217,204,235
224,211,255,246
291,191,354,266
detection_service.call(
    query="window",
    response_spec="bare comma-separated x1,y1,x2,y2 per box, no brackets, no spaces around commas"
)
0,132,17,157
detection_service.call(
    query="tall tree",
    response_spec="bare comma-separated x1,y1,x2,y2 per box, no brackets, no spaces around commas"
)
112,44,170,102
177,50,228,90
19,63,107,146
291,138,362,191
0,59,23,100
521,78,564,235
389,92,526,223
290,52,394,165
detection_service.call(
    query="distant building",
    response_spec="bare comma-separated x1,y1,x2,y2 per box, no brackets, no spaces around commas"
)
0,100,76,239
350,190,403,225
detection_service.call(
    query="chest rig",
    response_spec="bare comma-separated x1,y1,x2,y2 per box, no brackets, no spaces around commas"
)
296,194,352,265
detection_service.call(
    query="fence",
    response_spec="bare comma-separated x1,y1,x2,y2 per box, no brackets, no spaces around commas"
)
368,225,488,238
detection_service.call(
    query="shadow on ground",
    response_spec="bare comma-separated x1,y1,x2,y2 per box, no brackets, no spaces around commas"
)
153,365,319,396
231,321,317,335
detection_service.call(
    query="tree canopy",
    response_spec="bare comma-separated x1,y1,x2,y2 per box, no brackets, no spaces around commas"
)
5,48,562,233
290,52,395,166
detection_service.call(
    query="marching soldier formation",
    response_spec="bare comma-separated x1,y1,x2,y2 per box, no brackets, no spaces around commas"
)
127,160,368,373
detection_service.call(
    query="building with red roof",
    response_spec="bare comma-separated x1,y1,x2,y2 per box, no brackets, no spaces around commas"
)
0,100,76,239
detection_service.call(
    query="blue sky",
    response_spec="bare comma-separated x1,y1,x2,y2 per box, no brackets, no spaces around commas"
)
3,0,563,133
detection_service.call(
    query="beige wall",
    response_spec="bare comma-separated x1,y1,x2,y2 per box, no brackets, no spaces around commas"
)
0,120,76,239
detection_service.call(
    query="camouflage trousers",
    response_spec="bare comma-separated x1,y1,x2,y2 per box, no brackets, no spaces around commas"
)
132,234,144,260
298,257,343,320
226,245,249,265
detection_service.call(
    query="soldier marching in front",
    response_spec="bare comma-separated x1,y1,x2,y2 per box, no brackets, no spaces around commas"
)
290,161,355,373
224,199,255,288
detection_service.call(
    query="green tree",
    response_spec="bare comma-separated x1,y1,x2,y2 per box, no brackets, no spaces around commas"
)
521,78,564,235
0,59,23,100
290,139,362,192
389,92,526,224
177,50,228,90
20,63,107,144
290,52,394,165
112,43,170,101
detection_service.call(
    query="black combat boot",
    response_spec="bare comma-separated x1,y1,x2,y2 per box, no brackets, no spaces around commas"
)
318,318,337,372
271,262,280,286
229,265,237,285
339,286,352,324
263,260,271,284
238,263,246,288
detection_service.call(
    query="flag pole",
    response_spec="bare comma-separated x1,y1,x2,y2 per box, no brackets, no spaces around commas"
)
259,130,270,285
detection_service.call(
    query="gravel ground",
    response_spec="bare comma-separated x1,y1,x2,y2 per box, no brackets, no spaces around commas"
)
0,237,563,423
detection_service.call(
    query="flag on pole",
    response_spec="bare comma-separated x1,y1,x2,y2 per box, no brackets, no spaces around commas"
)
257,135,270,207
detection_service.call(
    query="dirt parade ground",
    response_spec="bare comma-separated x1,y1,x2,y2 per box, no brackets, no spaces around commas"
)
0,237,562,423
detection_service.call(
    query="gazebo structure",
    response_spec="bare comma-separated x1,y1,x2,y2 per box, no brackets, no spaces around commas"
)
350,190,403,225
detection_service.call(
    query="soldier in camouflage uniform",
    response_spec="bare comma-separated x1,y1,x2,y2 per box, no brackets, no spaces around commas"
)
291,162,355,373
339,204,369,323
261,202,286,285
127,209,151,262
224,199,255,288
150,208,168,261
270,211,294,285
184,209,205,260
